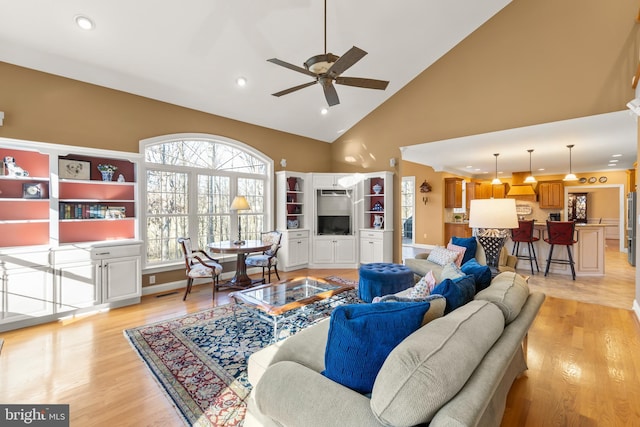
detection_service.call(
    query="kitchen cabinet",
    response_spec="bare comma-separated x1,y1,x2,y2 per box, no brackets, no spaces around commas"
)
53,247,97,311
444,222,472,245
465,182,483,206
491,183,510,199
538,181,564,209
311,173,352,189
444,177,463,208
278,230,309,271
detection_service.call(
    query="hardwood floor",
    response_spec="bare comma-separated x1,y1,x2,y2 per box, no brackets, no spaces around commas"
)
0,249,638,426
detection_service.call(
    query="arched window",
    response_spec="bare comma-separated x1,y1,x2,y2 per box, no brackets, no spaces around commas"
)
140,133,273,267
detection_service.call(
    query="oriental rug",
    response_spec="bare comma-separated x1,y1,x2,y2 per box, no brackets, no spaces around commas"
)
124,277,360,426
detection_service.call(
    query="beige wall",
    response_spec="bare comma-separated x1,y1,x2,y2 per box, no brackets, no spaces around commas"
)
0,62,332,173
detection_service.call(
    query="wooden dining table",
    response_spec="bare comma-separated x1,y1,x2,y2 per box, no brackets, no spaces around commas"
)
208,240,272,288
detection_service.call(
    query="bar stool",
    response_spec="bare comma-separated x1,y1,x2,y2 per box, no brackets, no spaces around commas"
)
511,220,539,274
544,220,577,280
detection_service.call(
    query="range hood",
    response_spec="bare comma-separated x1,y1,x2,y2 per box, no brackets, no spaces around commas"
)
506,171,537,199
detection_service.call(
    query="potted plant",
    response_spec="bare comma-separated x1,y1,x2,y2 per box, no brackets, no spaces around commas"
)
454,214,462,223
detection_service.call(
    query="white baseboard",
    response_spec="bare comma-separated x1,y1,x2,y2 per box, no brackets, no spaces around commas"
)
633,299,640,323
141,268,263,296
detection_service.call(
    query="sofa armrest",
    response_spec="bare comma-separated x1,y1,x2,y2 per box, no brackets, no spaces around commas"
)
253,361,383,427
414,251,431,260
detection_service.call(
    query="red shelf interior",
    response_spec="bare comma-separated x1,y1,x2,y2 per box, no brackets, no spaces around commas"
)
0,180,49,199
59,220,135,243
0,200,49,220
1,149,49,177
0,223,50,247
59,182,135,200
59,154,135,182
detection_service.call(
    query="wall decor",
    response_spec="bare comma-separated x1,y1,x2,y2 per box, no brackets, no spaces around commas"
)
22,183,42,199
599,176,607,183
59,159,91,180
588,177,597,183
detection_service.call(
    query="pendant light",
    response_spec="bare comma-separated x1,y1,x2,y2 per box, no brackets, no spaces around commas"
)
563,144,578,181
491,153,502,185
524,149,536,183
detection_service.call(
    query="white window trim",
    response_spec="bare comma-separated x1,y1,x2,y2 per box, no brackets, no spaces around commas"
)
139,133,274,270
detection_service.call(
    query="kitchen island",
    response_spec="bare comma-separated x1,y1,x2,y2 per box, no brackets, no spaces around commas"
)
505,223,607,277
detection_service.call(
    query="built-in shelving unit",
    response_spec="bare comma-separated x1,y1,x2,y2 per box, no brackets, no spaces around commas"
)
276,171,310,271
359,172,394,264
0,138,142,332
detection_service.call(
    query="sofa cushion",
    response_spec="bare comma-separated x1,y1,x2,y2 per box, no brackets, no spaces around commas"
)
430,274,476,314
451,236,477,264
322,302,434,394
426,246,460,266
370,300,505,426
461,258,492,292
474,271,530,324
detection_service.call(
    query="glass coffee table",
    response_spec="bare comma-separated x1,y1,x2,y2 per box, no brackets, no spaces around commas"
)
229,276,355,341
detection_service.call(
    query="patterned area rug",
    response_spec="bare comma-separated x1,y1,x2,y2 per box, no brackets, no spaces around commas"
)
124,277,360,426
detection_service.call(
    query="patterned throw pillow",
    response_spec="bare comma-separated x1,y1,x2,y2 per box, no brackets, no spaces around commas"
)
426,246,460,266
440,262,465,281
409,270,437,298
446,243,467,267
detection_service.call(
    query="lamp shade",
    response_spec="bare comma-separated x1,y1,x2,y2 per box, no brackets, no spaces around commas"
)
468,198,519,229
230,195,251,211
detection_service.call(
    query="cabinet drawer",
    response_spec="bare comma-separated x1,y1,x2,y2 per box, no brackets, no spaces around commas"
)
287,230,309,239
91,243,141,259
360,231,384,241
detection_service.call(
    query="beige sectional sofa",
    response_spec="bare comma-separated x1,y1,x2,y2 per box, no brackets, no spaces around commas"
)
245,272,545,427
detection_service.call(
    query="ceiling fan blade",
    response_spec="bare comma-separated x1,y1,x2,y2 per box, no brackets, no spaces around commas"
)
335,76,389,90
322,81,340,106
267,58,317,78
272,81,317,97
327,46,367,77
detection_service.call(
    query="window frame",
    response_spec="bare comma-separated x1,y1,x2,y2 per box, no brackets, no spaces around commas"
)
139,133,274,270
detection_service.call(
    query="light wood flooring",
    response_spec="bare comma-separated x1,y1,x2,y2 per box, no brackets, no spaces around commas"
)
0,245,638,426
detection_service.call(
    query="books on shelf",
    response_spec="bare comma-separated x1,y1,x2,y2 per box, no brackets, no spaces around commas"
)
59,203,126,220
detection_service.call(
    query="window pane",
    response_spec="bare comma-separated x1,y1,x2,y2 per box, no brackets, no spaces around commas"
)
146,216,188,263
146,170,188,215
198,214,230,248
197,175,230,214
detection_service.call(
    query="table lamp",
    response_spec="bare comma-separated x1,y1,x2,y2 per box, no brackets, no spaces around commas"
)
468,198,518,270
230,195,251,245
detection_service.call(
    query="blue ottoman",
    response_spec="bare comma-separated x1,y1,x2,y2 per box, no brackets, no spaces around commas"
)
358,263,415,303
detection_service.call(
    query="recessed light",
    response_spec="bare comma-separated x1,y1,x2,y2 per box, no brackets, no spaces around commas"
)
609,159,619,162
320,108,328,115
236,77,247,87
612,154,622,157
74,15,94,30
608,163,617,167
337,129,345,134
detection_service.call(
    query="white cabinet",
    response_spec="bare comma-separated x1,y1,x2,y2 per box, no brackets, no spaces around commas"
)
91,243,141,304
311,236,356,267
279,230,310,271
312,173,354,189
360,230,393,264
53,247,97,312
1,250,53,323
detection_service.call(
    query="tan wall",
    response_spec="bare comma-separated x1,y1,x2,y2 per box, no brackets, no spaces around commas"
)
0,62,332,173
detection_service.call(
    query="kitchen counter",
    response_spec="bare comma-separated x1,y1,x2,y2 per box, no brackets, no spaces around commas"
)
506,223,606,277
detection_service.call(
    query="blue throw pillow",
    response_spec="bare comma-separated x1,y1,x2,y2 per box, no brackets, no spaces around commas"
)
322,302,432,394
461,258,492,292
430,274,476,314
451,236,477,265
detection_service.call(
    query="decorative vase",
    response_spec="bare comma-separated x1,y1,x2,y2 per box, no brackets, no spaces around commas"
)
287,219,299,229
100,171,114,181
373,215,384,229
372,183,382,194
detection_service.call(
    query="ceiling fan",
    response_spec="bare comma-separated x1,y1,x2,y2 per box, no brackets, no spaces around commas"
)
267,0,389,107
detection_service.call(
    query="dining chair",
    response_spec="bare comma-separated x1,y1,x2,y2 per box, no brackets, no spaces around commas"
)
178,237,223,300
543,221,577,280
511,220,540,274
245,231,282,283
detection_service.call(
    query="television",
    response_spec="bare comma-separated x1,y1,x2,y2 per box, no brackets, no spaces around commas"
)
317,215,351,235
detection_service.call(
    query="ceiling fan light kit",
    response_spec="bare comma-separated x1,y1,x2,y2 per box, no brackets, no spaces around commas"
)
268,0,389,107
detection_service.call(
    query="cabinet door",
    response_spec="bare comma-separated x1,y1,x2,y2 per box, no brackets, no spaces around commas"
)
492,183,509,199
334,238,356,264
101,256,141,303
312,239,335,263
538,181,564,209
360,237,383,264
2,267,53,320
445,178,463,208
292,238,309,266
57,261,97,311
312,174,337,188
